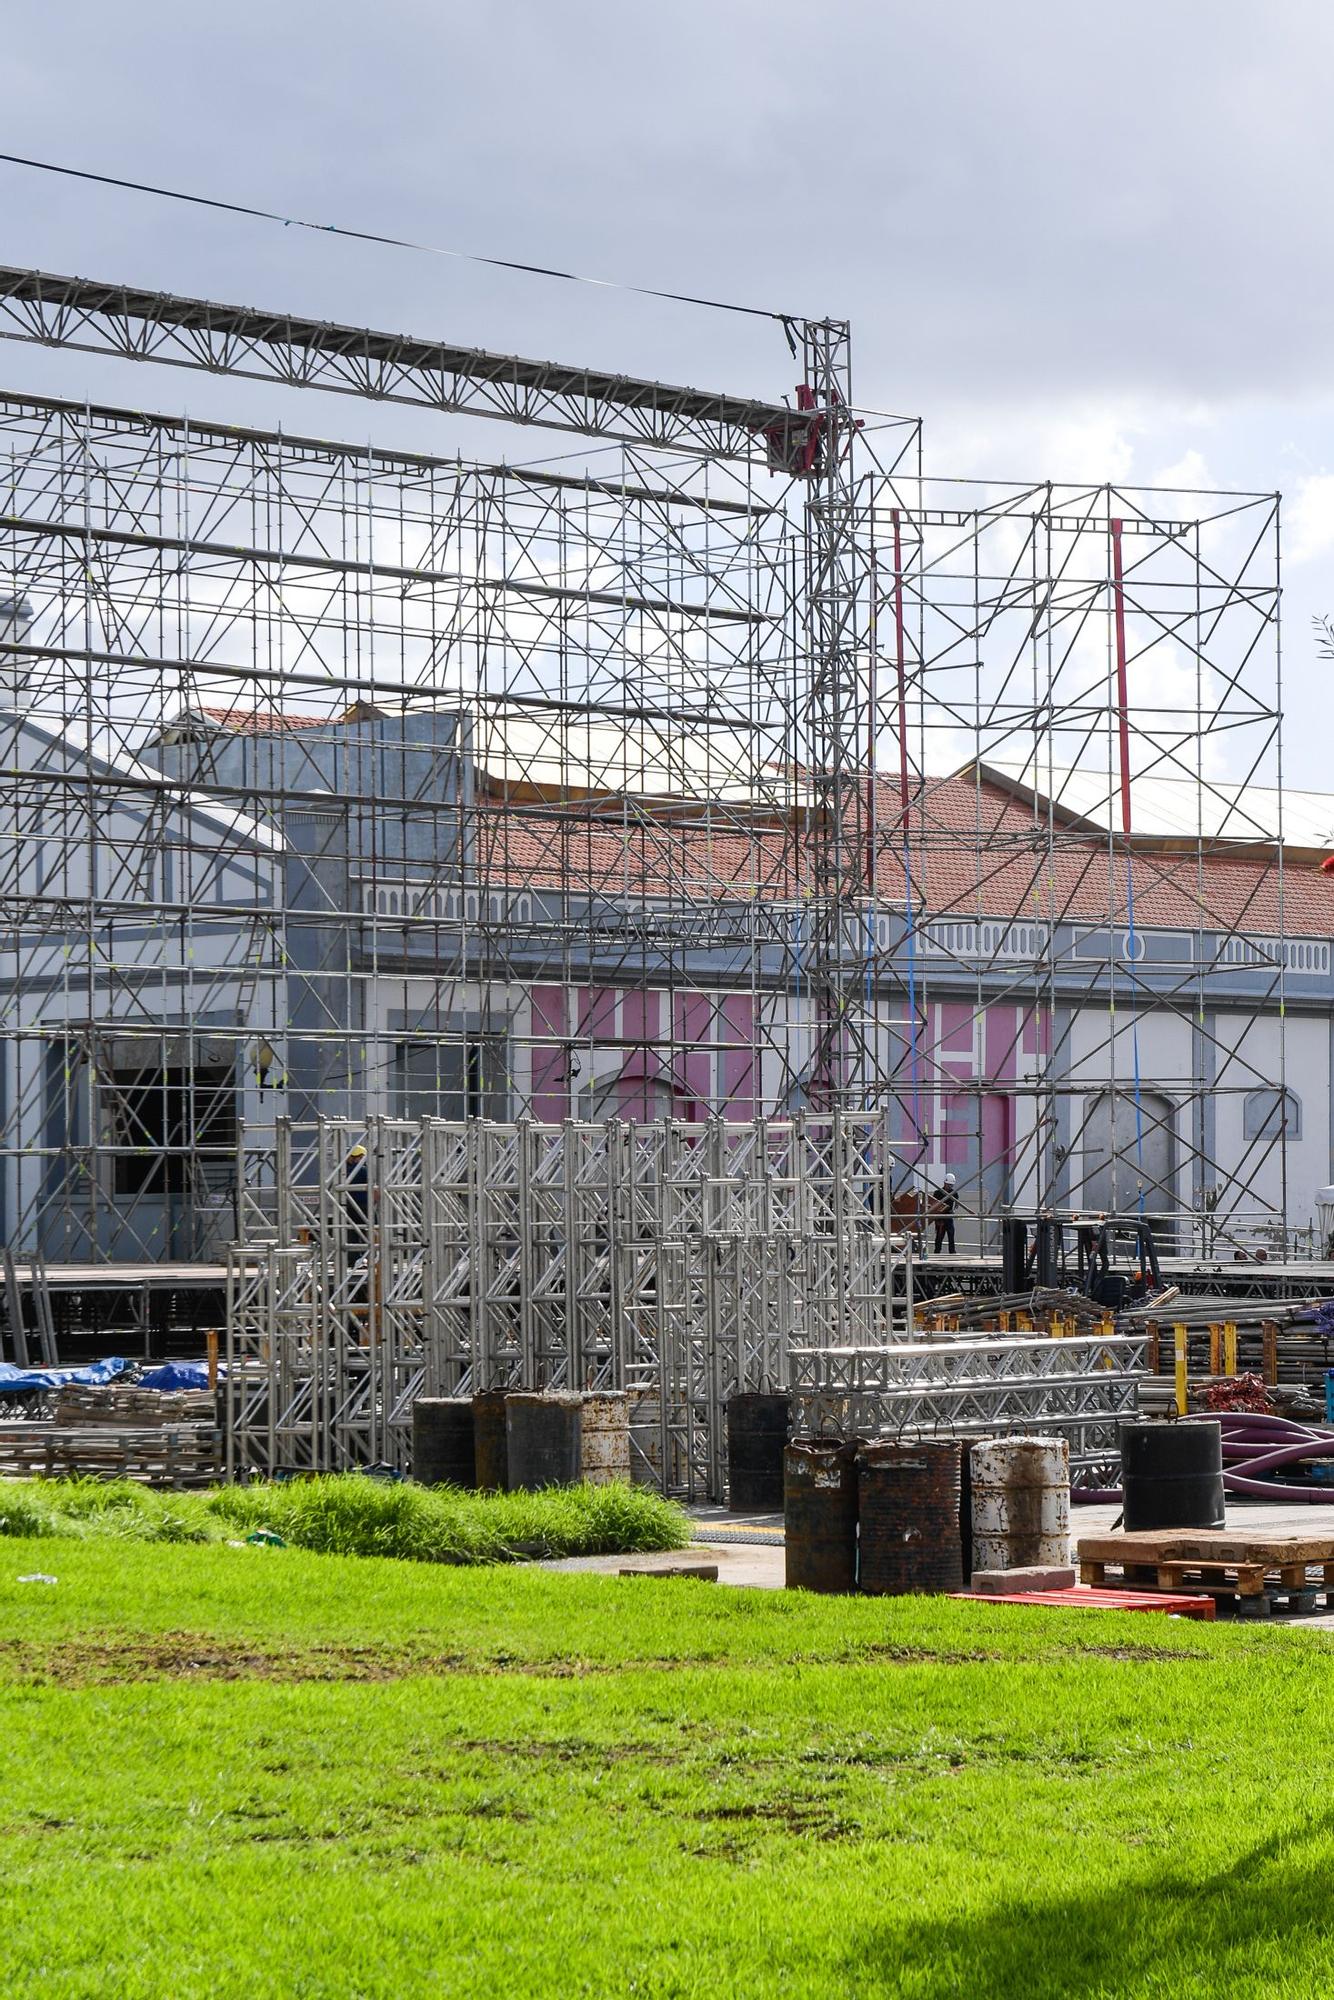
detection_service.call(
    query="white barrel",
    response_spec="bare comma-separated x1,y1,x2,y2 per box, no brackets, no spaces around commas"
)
579,1392,632,1485
970,1436,1070,1572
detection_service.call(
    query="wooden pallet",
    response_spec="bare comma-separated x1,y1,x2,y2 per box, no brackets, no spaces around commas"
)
1077,1529,1334,1616
0,1422,220,1488
53,1385,215,1426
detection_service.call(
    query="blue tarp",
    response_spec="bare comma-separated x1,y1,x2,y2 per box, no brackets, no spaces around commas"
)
139,1361,214,1392
0,1356,129,1394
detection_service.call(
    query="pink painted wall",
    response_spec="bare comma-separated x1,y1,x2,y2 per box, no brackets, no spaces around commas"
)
529,986,568,1121
981,1093,1012,1172
525,986,1046,1136
939,1090,971,1168
913,1000,1048,1174
621,989,660,1048
719,994,757,1118
985,1005,1021,1083
673,992,712,1116
577,986,619,1041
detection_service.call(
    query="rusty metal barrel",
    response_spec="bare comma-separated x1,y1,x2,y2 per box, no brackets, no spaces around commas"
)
784,1439,858,1593
579,1392,632,1485
505,1391,583,1491
1120,1418,1225,1531
856,1439,964,1595
969,1436,1070,1573
472,1389,510,1492
412,1397,476,1488
727,1392,790,1512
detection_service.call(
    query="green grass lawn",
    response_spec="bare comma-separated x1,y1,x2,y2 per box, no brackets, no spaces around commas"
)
0,1472,691,1564
1,1539,1333,1998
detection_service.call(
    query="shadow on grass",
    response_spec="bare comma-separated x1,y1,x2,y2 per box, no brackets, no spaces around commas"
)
846,1813,1334,1995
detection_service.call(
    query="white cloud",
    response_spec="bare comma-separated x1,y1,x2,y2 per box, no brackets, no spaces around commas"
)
1150,448,1212,491
1285,473,1334,565
927,399,1144,487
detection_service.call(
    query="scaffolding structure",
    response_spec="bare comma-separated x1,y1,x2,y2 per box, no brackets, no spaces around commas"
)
869,476,1289,1253
225,1109,910,1497
0,260,1291,1308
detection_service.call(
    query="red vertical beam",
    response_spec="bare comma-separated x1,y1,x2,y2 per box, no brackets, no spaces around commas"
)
1109,517,1133,837
866,569,878,891
891,508,911,832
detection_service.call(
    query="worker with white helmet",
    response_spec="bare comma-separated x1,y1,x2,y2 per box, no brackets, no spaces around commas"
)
930,1170,958,1256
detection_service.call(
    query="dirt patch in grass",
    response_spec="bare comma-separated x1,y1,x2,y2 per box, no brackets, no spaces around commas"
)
0,1633,1045,1687
434,1736,688,1769
0,1636,473,1686
852,1642,999,1666
849,1640,1207,1667
0,1635,729,1686
682,1801,871,1858
709,1801,866,1840
1076,1644,1209,1663
0,1638,691,1686
0,1624,1208,1688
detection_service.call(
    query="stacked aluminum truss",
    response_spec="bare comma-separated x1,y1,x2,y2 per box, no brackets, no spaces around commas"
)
227,1107,1143,1493
790,1332,1147,1489
226,1110,910,1496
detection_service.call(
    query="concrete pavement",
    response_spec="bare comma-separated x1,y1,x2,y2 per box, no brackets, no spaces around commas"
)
543,1495,1334,1620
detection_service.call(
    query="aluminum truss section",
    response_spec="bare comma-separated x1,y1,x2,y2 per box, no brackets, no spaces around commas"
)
790,1332,1147,1488
0,267,796,461
793,318,874,1107
224,1242,324,1477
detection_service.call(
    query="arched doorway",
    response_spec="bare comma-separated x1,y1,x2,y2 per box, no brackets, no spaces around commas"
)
1081,1090,1177,1245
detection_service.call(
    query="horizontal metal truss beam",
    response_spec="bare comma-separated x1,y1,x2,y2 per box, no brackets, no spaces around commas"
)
0,508,767,627
0,390,777,516
790,1334,1145,1482
789,1333,1147,1392
0,267,794,460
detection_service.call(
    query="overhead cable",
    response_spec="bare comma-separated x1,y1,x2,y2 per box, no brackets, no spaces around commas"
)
0,151,798,330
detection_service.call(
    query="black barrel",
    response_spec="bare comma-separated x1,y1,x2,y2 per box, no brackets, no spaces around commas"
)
1120,1420,1225,1531
472,1390,510,1492
727,1392,791,1512
505,1392,583,1491
857,1439,964,1595
958,1433,989,1581
412,1398,476,1488
1001,1217,1027,1293
784,1440,858,1593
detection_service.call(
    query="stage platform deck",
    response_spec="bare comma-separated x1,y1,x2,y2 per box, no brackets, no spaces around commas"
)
6,1262,237,1290
916,1252,1334,1302
2,1262,245,1363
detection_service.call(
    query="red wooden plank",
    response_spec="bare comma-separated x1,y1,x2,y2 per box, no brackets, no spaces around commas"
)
951,1586,1215,1620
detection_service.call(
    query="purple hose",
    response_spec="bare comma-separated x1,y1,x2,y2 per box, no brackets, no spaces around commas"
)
1085,1474,1334,1503
1223,1442,1334,1475
1083,1410,1334,1503
1221,1473,1334,1502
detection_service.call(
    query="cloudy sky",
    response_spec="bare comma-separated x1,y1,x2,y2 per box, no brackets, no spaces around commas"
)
4,0,1333,781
